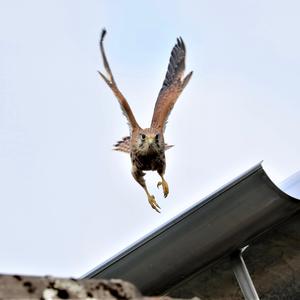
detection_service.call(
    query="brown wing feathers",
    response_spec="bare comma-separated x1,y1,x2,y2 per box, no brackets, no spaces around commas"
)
98,29,140,132
114,136,174,153
99,30,192,147
151,37,193,131
162,37,186,89
113,136,131,153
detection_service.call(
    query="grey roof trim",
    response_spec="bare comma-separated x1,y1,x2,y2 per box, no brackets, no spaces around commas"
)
83,162,300,295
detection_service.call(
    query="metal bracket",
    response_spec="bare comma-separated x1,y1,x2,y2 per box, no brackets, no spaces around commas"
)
231,246,260,300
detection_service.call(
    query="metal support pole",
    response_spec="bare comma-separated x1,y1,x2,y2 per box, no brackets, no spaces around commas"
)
231,247,260,300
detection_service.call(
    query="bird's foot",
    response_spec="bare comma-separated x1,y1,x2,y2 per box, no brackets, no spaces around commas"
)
157,178,169,198
147,194,161,213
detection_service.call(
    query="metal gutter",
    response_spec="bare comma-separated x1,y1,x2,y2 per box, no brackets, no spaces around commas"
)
83,162,300,295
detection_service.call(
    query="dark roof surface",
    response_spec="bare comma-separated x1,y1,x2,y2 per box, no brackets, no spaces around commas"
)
83,163,300,295
168,212,300,299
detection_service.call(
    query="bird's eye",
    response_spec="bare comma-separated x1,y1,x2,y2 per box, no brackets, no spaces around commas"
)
141,134,146,140
155,134,160,141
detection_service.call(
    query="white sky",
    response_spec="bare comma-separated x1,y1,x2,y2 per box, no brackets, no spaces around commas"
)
0,0,299,277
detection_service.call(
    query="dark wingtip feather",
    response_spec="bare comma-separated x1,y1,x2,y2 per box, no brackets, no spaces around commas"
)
174,36,186,56
100,28,107,43
177,37,185,51
161,36,187,89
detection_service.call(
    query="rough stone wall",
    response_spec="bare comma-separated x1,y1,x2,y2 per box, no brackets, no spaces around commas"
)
0,274,200,300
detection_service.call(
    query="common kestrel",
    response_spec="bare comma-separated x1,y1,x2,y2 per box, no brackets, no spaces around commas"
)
98,29,192,212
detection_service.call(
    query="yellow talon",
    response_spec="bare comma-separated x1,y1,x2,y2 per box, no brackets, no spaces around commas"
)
157,178,169,198
147,194,161,213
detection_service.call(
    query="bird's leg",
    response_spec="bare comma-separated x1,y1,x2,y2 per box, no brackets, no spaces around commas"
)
131,166,161,213
157,173,169,198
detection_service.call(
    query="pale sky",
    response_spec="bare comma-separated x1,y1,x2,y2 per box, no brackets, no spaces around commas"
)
0,0,299,277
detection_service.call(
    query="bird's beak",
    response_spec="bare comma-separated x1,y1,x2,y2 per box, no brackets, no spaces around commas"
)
146,137,154,145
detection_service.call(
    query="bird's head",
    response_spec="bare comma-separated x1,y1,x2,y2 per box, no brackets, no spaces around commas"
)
136,129,163,154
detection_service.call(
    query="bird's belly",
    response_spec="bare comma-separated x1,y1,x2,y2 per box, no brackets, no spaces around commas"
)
133,153,161,171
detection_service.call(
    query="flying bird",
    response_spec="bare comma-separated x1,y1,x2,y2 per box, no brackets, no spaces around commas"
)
98,29,193,212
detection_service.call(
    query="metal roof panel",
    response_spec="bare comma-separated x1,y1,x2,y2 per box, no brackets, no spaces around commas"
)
83,163,300,295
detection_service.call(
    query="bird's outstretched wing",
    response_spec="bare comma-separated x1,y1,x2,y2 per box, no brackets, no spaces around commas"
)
151,37,193,131
114,136,174,153
113,136,131,153
98,29,140,132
